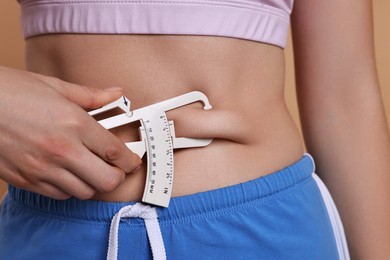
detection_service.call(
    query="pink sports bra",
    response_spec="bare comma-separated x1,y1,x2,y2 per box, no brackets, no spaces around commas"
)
17,0,294,48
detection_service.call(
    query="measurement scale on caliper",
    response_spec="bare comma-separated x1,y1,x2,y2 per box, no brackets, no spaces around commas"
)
89,91,213,207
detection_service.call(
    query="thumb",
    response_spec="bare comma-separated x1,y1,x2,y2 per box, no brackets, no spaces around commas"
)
29,72,123,109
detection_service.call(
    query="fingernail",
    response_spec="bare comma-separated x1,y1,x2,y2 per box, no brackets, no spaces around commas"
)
105,87,123,92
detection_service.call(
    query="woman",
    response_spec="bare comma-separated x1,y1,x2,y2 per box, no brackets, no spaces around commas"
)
0,0,389,259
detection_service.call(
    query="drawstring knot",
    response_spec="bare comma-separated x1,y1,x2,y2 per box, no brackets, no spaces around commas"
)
106,203,166,260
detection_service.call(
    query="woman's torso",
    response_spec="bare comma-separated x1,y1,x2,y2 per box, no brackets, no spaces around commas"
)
25,34,304,201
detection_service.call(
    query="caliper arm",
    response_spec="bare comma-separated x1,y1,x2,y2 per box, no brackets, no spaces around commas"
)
126,121,213,158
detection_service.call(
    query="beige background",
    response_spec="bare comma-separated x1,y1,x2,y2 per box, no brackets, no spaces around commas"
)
0,1,389,198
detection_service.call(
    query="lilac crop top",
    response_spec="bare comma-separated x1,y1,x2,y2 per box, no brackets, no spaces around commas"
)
17,0,294,48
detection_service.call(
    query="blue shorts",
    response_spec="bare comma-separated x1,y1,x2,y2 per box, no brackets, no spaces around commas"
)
0,154,349,259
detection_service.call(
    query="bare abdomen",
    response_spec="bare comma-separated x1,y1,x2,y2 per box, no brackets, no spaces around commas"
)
25,34,304,202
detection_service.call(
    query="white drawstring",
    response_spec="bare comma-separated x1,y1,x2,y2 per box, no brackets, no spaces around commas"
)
106,203,166,260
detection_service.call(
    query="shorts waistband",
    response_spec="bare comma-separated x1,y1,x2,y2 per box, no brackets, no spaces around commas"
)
7,153,315,223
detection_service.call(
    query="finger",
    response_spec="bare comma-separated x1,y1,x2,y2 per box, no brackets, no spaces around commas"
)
82,120,142,173
33,181,72,200
28,71,123,109
43,168,97,200
63,146,127,193
0,164,71,200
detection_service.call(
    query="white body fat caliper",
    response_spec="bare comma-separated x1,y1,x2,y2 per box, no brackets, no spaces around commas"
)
89,91,213,208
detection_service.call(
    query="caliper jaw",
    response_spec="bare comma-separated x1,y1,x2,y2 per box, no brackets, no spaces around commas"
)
126,121,213,158
88,96,132,117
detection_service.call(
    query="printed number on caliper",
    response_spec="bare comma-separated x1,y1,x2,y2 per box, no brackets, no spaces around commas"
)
88,91,213,207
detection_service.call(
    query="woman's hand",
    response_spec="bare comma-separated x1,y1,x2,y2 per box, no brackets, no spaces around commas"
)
0,66,142,200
